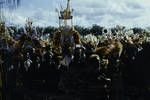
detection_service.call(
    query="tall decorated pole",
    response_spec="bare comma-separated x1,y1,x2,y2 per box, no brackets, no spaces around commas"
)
59,0,73,27
53,0,81,56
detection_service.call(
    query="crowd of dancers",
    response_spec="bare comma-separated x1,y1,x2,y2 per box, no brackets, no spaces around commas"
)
0,22,150,100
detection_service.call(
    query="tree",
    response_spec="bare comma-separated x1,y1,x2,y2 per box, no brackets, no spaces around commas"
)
44,26,57,38
132,27,144,34
74,25,90,36
90,24,103,35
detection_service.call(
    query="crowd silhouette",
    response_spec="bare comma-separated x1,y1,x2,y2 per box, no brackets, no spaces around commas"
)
0,24,150,100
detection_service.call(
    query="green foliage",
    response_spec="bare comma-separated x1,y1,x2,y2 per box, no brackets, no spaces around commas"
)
43,26,57,34
5,25,146,36
132,27,144,34
74,25,90,36
90,24,103,35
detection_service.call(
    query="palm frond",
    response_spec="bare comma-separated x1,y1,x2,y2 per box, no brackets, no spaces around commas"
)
5,0,21,9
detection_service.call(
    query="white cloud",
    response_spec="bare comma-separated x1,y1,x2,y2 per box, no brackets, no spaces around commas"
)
3,0,150,28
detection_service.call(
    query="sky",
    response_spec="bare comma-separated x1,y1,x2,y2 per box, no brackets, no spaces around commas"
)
3,0,150,28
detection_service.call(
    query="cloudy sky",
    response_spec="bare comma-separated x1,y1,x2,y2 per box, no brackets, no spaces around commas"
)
4,0,150,28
